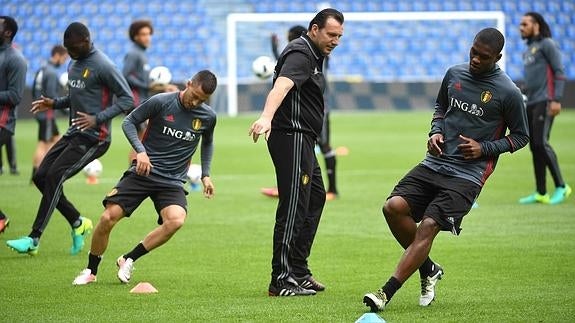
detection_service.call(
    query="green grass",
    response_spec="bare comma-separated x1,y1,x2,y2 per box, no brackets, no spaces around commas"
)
1,110,574,322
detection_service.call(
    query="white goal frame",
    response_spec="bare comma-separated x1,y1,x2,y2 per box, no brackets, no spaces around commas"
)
226,11,505,116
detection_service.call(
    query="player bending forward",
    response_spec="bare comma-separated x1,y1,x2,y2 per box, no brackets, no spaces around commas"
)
72,70,217,285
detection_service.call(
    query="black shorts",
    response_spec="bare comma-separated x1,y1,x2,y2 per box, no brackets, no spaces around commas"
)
103,171,188,224
37,118,59,141
389,164,481,235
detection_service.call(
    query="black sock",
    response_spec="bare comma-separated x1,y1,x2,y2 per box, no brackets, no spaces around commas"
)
124,242,149,262
0,210,6,220
419,257,435,278
324,155,337,194
29,229,42,240
88,253,102,275
381,276,403,302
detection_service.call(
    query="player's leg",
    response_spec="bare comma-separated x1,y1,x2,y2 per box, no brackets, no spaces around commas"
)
0,128,11,174
291,155,326,291
267,131,316,296
538,105,571,204
117,182,187,283
364,165,439,311
6,134,18,174
72,203,126,285
21,137,107,253
319,111,338,198
520,102,550,203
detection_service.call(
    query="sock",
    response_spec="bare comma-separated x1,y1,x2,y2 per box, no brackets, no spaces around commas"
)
87,253,102,275
124,242,149,262
0,210,6,220
29,229,42,240
419,257,435,278
324,154,337,194
381,276,403,302
72,218,82,229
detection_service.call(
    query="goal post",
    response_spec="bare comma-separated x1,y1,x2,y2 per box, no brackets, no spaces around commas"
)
226,11,505,116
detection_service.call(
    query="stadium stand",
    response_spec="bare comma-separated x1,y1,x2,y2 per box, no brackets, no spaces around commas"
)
3,0,574,112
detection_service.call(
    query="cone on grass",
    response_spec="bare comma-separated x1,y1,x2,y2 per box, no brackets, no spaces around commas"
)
355,313,386,323
86,175,99,185
130,282,158,294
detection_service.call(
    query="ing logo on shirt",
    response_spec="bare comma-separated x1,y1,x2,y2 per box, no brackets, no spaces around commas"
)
82,68,90,78
480,90,492,104
531,47,538,54
192,118,202,131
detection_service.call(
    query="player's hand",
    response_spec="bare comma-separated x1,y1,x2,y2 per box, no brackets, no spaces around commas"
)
135,152,153,176
72,111,97,131
201,176,215,199
548,101,561,117
31,96,54,114
248,116,271,143
458,134,482,159
427,133,444,156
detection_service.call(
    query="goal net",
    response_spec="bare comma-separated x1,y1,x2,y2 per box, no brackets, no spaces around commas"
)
225,11,505,116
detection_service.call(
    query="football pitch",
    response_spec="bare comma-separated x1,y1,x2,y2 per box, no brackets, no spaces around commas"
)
1,110,573,322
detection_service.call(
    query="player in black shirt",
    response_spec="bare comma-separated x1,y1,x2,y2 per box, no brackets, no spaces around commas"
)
249,8,344,296
72,70,217,285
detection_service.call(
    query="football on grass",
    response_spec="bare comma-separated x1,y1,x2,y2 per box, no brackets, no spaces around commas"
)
83,159,103,177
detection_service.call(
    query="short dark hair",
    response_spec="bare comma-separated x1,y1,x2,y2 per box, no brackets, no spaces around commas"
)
288,25,306,42
474,28,505,55
0,16,19,41
192,70,217,95
51,45,67,56
308,8,344,31
64,22,90,40
524,12,552,38
129,20,154,42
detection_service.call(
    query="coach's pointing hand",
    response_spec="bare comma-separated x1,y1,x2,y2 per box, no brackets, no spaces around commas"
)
248,116,271,143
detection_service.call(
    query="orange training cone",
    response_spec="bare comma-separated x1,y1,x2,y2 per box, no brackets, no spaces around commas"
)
130,282,158,294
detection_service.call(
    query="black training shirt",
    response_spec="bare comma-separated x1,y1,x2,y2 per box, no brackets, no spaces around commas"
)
271,34,326,137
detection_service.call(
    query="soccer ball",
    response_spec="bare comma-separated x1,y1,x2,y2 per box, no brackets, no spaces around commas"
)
83,159,103,178
187,164,202,184
59,72,68,87
149,66,172,85
252,56,275,80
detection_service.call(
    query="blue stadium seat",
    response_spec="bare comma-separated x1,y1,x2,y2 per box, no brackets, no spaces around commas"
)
4,0,575,85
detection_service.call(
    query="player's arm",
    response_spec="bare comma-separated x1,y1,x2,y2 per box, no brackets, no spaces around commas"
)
248,51,310,142
542,39,566,103
541,39,566,116
122,96,159,153
200,117,217,198
122,97,160,176
94,65,134,124
248,77,294,142
427,70,450,156
480,91,529,157
123,53,148,91
0,56,26,106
